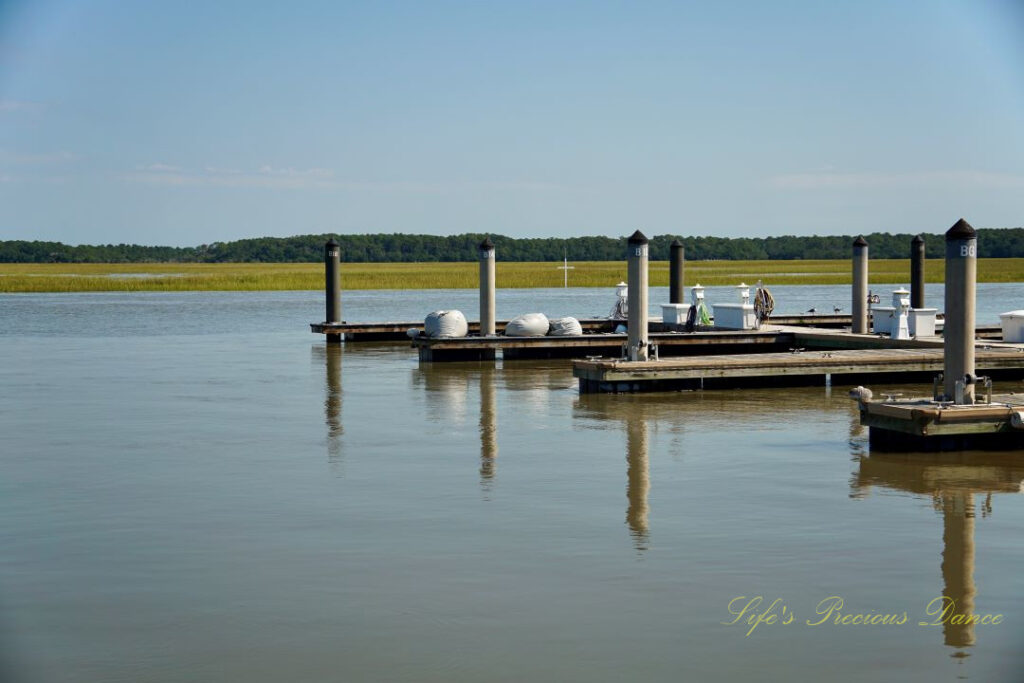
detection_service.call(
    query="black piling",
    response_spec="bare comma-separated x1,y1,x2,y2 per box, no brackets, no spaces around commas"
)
852,236,869,334
669,239,685,305
325,238,342,343
911,234,926,309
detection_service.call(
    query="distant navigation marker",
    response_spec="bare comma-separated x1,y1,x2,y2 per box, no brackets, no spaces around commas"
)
557,250,574,288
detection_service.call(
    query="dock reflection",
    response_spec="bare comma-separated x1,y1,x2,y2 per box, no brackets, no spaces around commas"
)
853,451,1024,651
413,362,471,425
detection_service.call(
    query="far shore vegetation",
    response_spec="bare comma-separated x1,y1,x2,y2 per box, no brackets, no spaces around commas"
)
3,226,1024,265
2,259,1023,293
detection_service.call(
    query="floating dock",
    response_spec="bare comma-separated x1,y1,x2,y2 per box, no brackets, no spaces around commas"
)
311,315,999,344
308,313,929,341
857,397,1024,451
312,317,619,341
412,324,958,362
411,328,792,361
573,347,1024,393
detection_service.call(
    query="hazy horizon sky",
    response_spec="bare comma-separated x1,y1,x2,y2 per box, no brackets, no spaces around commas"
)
1,0,1022,247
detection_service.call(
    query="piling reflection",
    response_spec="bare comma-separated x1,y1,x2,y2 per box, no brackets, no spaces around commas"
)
312,344,343,466
940,491,975,648
852,451,1024,651
624,411,650,549
574,394,686,551
479,366,498,491
413,362,518,495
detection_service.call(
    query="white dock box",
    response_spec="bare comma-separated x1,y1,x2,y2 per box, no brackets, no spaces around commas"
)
713,303,756,330
661,303,691,325
871,307,895,335
909,308,937,337
1000,310,1024,342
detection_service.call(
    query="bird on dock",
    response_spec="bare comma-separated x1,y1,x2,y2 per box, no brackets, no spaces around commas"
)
807,307,817,314
833,306,842,314
849,386,874,405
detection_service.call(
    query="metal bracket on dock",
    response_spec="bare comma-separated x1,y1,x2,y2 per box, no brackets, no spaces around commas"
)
964,373,993,405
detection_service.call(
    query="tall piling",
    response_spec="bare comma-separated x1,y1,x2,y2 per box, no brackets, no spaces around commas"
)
852,236,868,334
324,238,342,343
627,230,650,361
479,237,496,336
669,239,685,304
911,234,926,309
944,219,977,404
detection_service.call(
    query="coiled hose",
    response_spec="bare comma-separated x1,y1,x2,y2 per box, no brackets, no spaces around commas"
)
754,286,775,327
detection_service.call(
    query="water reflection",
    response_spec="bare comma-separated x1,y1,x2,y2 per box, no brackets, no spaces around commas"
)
852,451,1024,652
413,361,576,495
412,362,471,425
624,412,650,549
479,366,498,491
574,395,689,551
412,363,511,495
313,344,343,466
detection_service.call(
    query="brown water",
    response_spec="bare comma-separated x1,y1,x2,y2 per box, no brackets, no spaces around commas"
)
2,290,1024,682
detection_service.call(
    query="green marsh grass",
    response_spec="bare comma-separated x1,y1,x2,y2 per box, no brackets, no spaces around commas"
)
2,259,1023,293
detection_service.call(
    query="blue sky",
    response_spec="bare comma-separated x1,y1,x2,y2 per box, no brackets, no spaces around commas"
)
1,0,1022,246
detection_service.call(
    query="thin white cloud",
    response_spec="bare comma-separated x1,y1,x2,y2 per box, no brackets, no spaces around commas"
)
0,100,43,113
257,165,334,178
0,149,77,165
127,164,340,189
769,170,1024,190
136,162,181,172
125,164,565,193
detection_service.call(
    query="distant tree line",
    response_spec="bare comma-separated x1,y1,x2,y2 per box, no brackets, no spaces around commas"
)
3,228,1024,263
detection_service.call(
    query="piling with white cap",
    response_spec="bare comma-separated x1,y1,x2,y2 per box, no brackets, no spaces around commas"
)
944,219,977,404
691,283,705,307
479,237,496,336
626,230,650,361
891,287,911,340
852,236,869,334
669,239,685,305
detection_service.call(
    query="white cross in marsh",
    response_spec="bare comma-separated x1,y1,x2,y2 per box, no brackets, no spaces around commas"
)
556,252,574,288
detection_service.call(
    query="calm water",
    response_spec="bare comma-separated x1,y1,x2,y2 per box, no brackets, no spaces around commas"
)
3,286,1024,682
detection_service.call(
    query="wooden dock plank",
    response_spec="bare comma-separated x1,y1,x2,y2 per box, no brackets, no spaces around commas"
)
313,313,975,341
573,348,1024,392
312,315,1000,343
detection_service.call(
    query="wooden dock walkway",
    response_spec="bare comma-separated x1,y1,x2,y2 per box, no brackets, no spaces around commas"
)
411,329,792,361
573,347,1024,393
313,316,1001,346
410,324,959,362
407,324,1007,362
308,313,906,342
311,318,619,341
